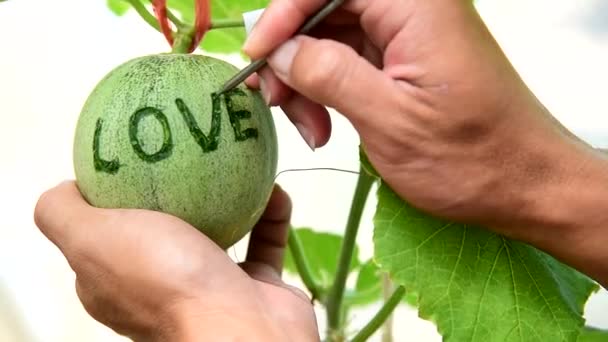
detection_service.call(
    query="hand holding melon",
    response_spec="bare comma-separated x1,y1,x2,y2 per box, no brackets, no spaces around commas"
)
34,181,318,341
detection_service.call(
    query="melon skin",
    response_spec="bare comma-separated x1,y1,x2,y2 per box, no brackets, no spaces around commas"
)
73,54,278,249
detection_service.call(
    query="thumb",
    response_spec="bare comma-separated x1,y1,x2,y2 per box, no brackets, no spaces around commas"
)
34,181,100,256
244,184,291,276
267,36,403,127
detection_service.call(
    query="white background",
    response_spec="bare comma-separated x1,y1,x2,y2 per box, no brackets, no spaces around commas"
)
1,0,608,341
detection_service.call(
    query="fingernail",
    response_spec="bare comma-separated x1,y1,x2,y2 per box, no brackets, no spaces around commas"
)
268,39,300,77
243,28,258,54
259,77,271,105
295,123,316,151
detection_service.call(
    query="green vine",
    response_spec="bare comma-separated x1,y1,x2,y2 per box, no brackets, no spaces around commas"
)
325,168,374,337
288,228,325,301
165,6,185,29
351,286,405,342
125,0,160,31
210,18,245,29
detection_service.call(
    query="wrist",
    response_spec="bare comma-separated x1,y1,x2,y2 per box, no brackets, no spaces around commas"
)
155,298,289,342
510,134,608,286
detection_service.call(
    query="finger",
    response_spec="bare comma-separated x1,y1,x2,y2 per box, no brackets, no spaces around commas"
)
255,24,378,108
239,262,283,286
34,181,101,254
243,0,367,60
323,8,360,25
245,184,292,275
239,262,312,304
280,94,331,149
245,73,260,89
258,66,294,106
267,36,408,129
309,24,383,68
245,70,293,106
245,73,332,149
243,0,327,60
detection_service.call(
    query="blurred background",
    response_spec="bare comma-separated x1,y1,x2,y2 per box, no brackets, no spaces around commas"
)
1,0,608,341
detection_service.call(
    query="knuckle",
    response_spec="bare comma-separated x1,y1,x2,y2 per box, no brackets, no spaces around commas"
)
33,189,56,230
436,109,494,142
34,182,96,254
297,41,347,89
282,190,293,217
360,0,391,29
274,184,292,212
75,280,94,312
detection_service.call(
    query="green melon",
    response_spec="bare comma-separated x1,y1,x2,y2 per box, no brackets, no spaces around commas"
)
73,53,278,249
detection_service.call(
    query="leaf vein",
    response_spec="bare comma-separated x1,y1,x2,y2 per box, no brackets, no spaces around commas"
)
470,243,504,341
512,242,566,340
504,240,523,341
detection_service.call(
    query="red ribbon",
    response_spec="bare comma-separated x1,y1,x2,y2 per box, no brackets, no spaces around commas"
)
152,0,174,46
191,0,211,52
152,0,210,53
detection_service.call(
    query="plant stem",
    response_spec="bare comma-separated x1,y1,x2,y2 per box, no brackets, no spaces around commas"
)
141,0,185,29
171,28,194,53
210,18,245,29
126,0,160,32
381,273,395,342
128,0,244,41
325,168,374,334
166,8,185,29
351,286,405,342
288,228,324,301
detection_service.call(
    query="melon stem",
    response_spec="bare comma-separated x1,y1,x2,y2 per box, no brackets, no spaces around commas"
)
128,0,246,53
171,29,195,54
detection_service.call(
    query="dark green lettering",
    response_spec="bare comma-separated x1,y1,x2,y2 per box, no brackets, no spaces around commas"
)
129,107,174,162
176,95,221,153
93,118,121,174
224,89,258,141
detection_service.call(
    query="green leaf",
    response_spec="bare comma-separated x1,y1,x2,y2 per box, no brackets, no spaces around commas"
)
356,260,381,294
344,258,418,308
204,0,270,54
284,228,360,289
107,0,131,16
167,0,269,54
578,327,608,342
344,259,383,307
201,27,246,55
403,289,418,307
373,183,599,342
